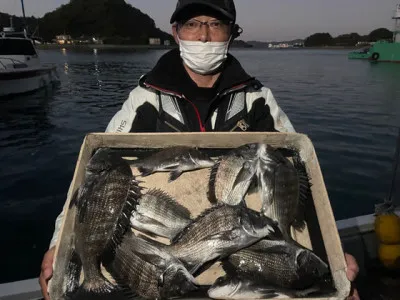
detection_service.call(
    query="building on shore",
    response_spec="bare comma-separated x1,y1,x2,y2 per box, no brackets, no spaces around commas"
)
149,38,161,45
55,35,73,45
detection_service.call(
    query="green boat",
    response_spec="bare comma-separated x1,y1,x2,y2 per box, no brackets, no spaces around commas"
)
348,4,400,62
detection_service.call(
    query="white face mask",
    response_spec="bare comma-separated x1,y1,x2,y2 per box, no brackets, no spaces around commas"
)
178,37,230,75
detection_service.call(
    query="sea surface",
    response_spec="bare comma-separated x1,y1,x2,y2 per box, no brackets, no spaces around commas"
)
0,48,399,283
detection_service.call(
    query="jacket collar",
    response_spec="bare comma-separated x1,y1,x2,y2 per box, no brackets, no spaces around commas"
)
140,48,254,97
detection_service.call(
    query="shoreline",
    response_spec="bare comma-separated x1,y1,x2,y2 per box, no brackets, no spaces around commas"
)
36,44,359,51
36,44,177,51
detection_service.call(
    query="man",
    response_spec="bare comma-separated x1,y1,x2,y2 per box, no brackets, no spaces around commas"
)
39,0,359,299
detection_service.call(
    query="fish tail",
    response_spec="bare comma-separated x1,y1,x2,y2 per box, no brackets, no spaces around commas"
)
64,249,82,296
169,170,183,182
71,276,115,299
138,166,154,177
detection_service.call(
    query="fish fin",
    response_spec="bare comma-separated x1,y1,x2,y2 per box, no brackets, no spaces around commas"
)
64,249,82,296
106,178,142,253
125,234,168,268
292,153,311,231
168,170,183,182
260,168,276,215
132,212,167,228
101,277,139,300
247,175,260,194
207,159,221,204
71,289,126,300
146,188,192,219
68,189,80,209
131,211,180,240
137,166,154,177
227,161,256,205
209,275,279,300
190,258,221,277
73,277,115,298
136,233,165,247
188,263,205,275
221,260,239,276
261,244,293,256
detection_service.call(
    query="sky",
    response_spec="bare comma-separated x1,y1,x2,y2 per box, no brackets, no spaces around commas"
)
0,0,398,41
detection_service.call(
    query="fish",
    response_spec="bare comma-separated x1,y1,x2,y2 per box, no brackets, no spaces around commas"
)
257,144,304,241
208,274,334,299
130,188,192,240
208,144,259,205
208,274,279,299
104,231,197,300
70,148,142,296
134,146,215,182
166,204,278,275
223,239,331,291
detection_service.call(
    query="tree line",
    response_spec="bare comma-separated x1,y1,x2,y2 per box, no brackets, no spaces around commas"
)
304,28,393,47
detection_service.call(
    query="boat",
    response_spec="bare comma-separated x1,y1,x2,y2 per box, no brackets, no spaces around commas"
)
0,0,59,97
348,4,400,62
0,25,59,97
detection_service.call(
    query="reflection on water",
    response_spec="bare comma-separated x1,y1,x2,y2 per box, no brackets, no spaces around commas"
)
0,48,399,283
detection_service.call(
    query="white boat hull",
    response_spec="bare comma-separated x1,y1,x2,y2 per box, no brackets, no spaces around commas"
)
0,66,59,97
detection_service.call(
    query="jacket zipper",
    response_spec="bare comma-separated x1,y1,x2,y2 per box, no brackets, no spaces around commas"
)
181,95,206,132
144,83,206,132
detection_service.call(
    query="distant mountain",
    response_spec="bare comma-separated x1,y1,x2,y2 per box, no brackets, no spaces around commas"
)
1,0,174,45
304,28,393,47
232,40,253,48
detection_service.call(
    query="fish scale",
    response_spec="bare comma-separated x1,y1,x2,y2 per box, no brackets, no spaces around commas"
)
208,144,258,205
225,239,330,290
71,148,142,295
258,145,300,241
104,232,196,300
167,205,278,275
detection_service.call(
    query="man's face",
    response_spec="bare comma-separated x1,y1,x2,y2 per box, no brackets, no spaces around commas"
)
173,15,231,43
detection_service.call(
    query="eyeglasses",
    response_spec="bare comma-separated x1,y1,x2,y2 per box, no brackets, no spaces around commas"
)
179,19,231,33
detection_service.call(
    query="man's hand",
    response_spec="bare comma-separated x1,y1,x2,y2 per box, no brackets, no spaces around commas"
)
39,247,56,300
345,253,360,300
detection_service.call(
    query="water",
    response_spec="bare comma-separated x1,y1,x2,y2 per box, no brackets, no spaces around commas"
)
0,48,399,283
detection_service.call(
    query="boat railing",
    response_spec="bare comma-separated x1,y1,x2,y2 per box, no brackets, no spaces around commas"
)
0,57,27,70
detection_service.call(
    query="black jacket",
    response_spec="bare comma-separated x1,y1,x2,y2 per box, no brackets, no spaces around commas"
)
106,49,295,133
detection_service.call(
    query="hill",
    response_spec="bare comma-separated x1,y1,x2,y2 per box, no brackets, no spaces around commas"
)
1,0,173,45
304,28,393,47
0,12,38,33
